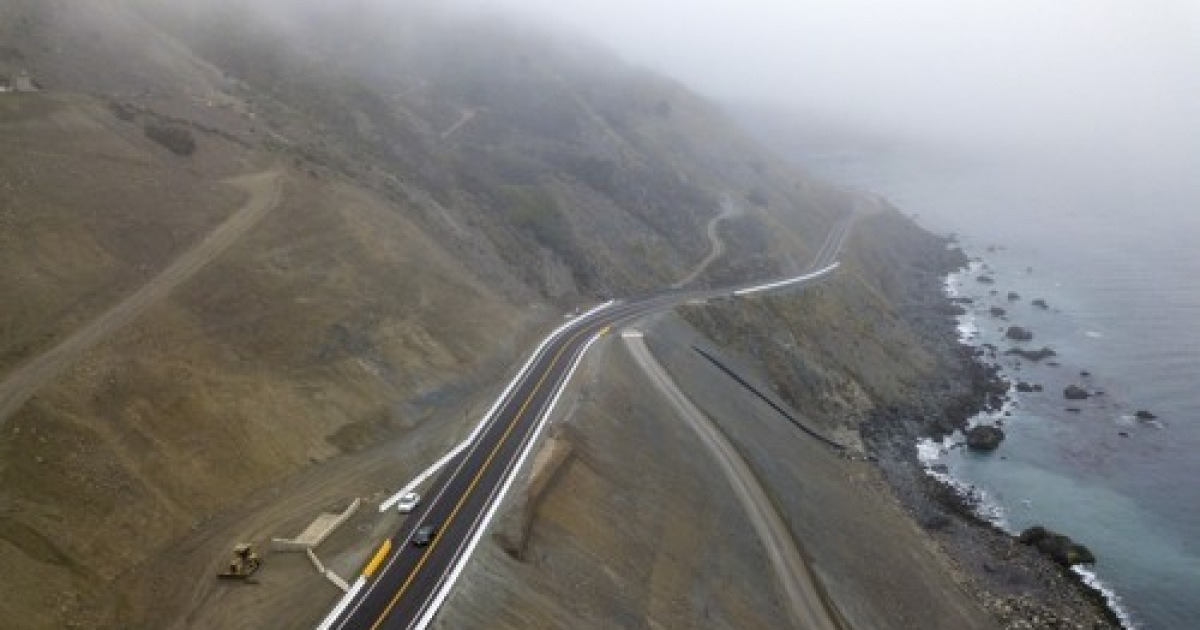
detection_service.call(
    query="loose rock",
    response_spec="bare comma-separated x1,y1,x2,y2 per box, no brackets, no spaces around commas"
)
1064,385,1090,400
1006,326,1034,341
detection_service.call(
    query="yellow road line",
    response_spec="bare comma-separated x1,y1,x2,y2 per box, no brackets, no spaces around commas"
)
363,539,393,579
369,323,599,629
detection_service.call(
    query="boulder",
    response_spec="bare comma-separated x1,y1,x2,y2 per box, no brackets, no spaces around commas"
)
1005,347,1056,361
1032,298,1049,309
977,275,996,284
989,306,1007,317
1018,525,1096,566
965,425,1005,451
1005,326,1034,341
1007,291,1020,301
1015,381,1043,393
1135,410,1158,420
1064,385,1090,400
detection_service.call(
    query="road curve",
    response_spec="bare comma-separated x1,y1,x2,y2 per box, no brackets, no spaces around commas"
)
325,214,855,630
0,166,284,427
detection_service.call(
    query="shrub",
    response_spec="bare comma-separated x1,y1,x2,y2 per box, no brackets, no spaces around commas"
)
144,123,197,156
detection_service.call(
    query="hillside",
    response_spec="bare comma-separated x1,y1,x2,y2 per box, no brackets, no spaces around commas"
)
0,1,1114,629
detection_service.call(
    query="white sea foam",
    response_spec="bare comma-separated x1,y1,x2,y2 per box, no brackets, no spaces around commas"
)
920,439,1135,628
916,436,1008,527
937,265,1134,628
1074,565,1138,629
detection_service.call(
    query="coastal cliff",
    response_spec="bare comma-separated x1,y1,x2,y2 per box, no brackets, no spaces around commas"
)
0,1,1115,628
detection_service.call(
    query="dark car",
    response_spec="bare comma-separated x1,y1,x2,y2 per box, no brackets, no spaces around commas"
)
413,523,439,547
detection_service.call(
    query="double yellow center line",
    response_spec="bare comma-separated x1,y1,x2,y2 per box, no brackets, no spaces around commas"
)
368,321,604,629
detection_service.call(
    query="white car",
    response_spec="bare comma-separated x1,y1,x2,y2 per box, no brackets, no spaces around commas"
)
397,492,421,514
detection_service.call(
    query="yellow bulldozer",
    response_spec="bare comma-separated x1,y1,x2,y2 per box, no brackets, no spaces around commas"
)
217,543,261,581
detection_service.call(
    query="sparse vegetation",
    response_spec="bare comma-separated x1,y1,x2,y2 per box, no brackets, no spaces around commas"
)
143,123,196,156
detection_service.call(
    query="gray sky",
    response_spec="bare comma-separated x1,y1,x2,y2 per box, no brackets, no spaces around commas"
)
462,0,1199,172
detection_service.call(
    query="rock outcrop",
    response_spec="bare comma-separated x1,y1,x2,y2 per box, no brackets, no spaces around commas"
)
1005,326,1034,341
1064,385,1090,400
1018,526,1096,567
1005,347,1056,361
966,424,1005,451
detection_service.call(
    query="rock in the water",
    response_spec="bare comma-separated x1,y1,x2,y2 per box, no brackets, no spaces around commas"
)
1018,525,1096,566
1064,385,1090,400
1032,298,1049,309
989,306,1007,317
1007,291,1020,301
1005,347,1056,361
966,424,1005,451
1015,381,1044,393
1006,326,1034,341
977,275,995,284
1135,410,1157,420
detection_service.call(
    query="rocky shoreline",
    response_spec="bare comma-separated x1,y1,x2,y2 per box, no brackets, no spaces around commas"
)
859,240,1124,629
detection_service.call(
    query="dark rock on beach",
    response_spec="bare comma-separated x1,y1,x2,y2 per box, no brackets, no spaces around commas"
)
966,425,1006,451
1016,382,1043,393
1019,526,1097,567
1135,410,1158,420
977,275,996,284
1032,298,1049,309
1006,326,1034,341
989,306,1007,318
1007,291,1020,301
1064,385,1090,400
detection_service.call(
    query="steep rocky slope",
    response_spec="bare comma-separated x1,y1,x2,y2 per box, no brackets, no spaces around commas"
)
0,1,860,627
0,1,1116,628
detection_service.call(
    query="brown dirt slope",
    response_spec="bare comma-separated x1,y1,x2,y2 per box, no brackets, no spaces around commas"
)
435,339,797,630
0,91,539,628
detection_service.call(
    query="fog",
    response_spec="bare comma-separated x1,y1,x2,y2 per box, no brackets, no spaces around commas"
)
459,0,1199,182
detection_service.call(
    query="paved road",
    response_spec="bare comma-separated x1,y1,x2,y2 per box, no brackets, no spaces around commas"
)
0,166,283,427
325,215,855,630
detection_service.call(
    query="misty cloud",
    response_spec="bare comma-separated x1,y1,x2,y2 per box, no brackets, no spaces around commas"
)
460,0,1199,174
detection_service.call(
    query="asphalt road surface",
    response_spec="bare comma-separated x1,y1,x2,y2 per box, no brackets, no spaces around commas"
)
327,216,854,630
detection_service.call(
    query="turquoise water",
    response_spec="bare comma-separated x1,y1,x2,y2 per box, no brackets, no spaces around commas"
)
800,148,1200,629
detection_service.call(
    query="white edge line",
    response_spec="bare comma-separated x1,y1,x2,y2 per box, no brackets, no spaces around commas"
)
411,328,609,630
378,299,614,514
318,300,614,630
315,577,367,630
380,443,467,512
733,262,840,297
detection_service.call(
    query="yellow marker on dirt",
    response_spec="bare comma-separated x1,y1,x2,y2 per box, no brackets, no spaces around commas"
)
362,539,393,578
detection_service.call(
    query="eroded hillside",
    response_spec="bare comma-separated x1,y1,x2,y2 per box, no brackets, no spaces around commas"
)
0,1,882,628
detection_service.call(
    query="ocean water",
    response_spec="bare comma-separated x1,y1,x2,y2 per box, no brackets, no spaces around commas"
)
798,148,1200,629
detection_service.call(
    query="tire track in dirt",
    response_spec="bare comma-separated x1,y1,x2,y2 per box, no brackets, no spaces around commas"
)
0,166,284,426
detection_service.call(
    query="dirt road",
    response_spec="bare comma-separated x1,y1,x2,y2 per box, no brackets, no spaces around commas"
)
671,196,742,288
623,332,844,630
0,166,284,426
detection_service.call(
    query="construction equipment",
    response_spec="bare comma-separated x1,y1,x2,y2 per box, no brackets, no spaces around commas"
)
217,543,262,581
